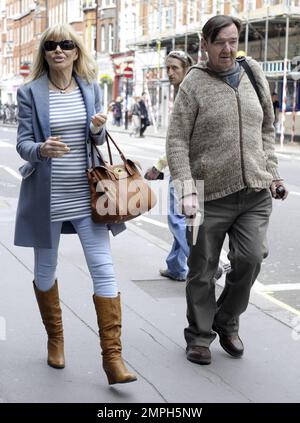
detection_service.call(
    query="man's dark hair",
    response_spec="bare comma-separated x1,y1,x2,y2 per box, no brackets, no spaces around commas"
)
202,15,242,43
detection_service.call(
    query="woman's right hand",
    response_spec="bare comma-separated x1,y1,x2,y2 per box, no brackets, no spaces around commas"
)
40,136,70,158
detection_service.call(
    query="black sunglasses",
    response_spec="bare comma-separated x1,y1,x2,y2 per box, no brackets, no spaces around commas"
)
44,40,76,51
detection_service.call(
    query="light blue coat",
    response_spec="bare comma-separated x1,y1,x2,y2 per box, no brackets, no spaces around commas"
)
14,73,125,248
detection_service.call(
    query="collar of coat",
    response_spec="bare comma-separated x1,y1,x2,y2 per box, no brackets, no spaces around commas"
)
28,73,94,141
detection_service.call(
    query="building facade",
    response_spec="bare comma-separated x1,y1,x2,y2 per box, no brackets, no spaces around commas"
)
0,0,299,139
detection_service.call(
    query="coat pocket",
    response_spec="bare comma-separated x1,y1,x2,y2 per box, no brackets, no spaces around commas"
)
19,162,36,179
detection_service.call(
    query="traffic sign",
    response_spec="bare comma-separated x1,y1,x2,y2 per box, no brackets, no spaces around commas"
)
20,64,30,77
124,66,133,79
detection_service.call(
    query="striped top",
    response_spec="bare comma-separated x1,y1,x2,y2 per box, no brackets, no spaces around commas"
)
50,87,91,222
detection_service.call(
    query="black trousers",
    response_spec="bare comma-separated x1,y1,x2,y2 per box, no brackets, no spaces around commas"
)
140,118,148,136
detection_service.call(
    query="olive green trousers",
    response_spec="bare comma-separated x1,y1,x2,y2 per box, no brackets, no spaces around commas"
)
185,189,272,348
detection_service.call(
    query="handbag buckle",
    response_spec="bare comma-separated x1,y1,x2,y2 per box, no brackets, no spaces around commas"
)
113,166,127,178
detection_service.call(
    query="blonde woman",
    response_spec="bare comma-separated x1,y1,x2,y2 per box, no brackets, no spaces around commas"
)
15,23,136,385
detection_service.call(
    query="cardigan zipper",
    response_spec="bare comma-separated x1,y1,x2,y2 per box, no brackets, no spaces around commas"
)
234,89,247,187
194,66,248,187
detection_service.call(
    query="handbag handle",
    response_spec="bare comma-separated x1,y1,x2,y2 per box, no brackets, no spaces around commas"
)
105,131,127,165
90,131,128,168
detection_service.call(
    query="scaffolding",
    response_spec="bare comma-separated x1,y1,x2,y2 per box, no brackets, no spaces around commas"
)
128,1,300,140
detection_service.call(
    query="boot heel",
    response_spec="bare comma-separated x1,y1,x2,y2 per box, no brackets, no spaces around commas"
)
103,368,116,385
103,362,137,385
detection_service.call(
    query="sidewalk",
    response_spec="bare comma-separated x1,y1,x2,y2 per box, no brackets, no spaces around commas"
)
0,202,299,403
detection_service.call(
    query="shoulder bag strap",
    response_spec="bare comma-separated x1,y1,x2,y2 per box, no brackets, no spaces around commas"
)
90,131,128,167
106,131,127,163
237,58,261,103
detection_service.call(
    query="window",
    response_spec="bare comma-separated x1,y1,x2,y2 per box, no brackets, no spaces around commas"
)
92,25,96,55
148,11,158,33
244,0,256,12
188,0,197,24
231,0,240,14
102,0,115,6
108,23,114,53
176,0,183,28
69,0,82,21
164,7,173,28
101,25,105,52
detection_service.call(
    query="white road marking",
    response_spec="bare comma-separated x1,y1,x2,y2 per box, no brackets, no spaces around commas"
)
115,153,158,161
0,140,14,148
136,215,168,228
254,282,300,292
1,127,16,132
277,153,300,161
0,165,21,180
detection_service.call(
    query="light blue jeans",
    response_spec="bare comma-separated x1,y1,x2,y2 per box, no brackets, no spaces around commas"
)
166,179,189,279
34,216,118,297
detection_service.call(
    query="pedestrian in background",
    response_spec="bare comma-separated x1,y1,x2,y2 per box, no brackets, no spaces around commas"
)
271,92,280,136
138,92,150,137
130,95,142,137
146,51,225,282
14,23,136,385
166,15,288,365
112,96,123,127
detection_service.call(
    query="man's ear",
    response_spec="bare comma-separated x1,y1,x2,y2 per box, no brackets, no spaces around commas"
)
201,38,208,52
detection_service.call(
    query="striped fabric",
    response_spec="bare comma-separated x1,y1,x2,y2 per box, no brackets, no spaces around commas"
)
50,87,91,222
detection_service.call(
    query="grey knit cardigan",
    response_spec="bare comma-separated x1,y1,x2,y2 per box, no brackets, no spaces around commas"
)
166,58,281,202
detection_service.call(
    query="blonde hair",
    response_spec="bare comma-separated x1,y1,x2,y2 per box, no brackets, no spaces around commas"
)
27,24,97,83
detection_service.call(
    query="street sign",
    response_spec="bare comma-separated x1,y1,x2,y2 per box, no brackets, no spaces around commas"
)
124,66,133,79
20,64,30,77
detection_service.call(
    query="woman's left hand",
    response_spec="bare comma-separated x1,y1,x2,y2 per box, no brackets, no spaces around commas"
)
91,113,107,128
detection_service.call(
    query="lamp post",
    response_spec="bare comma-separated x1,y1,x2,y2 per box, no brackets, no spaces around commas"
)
123,66,133,130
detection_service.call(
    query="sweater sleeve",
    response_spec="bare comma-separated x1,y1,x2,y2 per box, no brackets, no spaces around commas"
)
166,83,199,198
249,60,281,180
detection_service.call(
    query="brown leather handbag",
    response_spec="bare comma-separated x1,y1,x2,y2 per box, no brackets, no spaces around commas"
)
87,132,157,224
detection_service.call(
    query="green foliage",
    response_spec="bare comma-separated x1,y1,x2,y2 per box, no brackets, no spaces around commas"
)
99,74,113,87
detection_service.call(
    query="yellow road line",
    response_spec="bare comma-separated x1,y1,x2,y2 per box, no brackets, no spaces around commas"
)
256,289,300,316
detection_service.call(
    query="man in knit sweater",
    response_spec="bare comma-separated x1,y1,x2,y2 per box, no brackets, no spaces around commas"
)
166,15,288,365
146,51,228,283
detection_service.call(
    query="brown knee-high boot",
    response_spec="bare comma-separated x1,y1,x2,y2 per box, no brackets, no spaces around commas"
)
93,294,137,385
33,280,65,369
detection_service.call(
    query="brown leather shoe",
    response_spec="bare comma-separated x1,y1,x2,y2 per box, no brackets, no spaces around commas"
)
186,346,211,365
213,324,244,358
